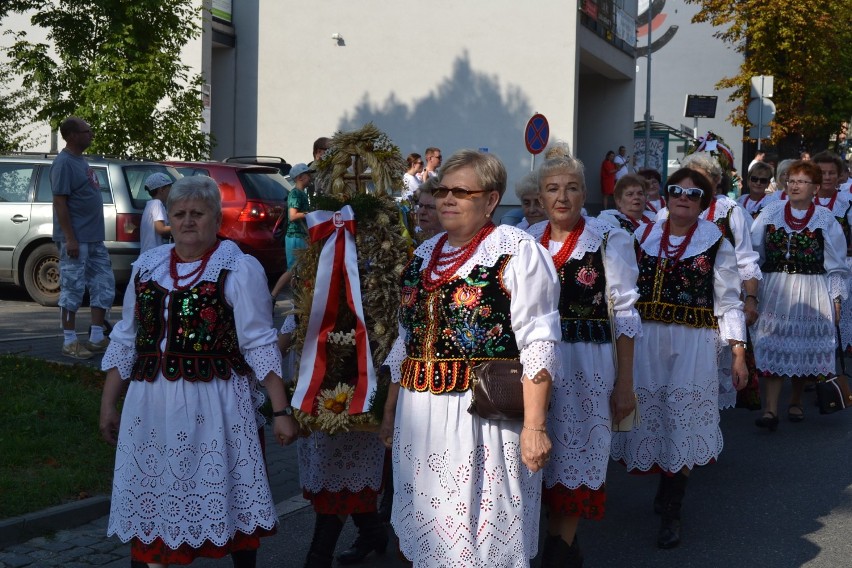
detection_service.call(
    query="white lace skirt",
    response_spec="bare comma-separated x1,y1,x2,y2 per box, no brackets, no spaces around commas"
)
544,341,613,491
297,430,385,494
610,322,722,472
752,272,835,378
107,375,277,549
392,388,541,568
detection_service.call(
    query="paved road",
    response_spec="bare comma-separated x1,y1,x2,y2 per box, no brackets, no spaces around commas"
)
2,285,852,567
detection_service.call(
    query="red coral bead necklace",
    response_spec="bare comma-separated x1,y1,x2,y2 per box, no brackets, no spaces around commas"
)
423,222,495,292
170,241,220,291
784,201,815,232
657,219,698,272
541,217,586,271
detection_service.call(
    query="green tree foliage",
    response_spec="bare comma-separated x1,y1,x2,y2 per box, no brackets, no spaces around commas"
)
5,0,211,159
0,57,40,153
686,0,852,149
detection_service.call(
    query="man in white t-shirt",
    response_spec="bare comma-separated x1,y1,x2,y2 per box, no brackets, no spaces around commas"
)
140,172,173,253
614,145,630,181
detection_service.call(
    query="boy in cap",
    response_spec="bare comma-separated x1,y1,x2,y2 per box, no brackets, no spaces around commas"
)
286,163,314,269
140,172,173,253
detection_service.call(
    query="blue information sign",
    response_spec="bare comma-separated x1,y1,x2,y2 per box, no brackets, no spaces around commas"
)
525,113,549,155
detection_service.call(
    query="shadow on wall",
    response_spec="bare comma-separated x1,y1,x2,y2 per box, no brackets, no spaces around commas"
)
337,51,534,179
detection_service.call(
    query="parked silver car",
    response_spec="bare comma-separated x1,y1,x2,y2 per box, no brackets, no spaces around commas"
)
0,154,181,306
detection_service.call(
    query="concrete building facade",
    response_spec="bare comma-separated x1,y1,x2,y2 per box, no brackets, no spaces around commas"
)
6,0,639,206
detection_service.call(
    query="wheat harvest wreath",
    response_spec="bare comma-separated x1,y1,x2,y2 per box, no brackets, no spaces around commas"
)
287,124,411,434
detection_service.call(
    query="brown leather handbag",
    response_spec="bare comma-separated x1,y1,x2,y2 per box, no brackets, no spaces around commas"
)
467,360,525,422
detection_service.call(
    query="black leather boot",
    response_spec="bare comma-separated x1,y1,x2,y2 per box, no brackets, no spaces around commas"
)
304,513,345,568
653,473,665,515
540,534,583,568
657,472,689,549
230,549,256,568
378,476,394,523
337,511,389,565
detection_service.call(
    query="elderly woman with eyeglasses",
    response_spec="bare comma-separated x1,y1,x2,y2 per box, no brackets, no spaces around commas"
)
738,162,774,219
379,149,561,567
611,168,748,550
750,160,849,429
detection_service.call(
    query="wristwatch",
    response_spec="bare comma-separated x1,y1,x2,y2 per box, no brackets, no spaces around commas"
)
272,406,294,417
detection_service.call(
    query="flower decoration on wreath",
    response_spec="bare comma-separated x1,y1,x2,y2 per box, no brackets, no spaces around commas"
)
687,131,735,172
288,123,410,434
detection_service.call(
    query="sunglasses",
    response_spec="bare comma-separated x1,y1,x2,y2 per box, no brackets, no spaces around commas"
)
667,185,704,201
431,186,490,199
750,176,771,184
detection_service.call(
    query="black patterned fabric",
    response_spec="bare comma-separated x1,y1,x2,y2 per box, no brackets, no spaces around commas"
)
635,238,722,330
398,255,520,394
761,225,826,275
131,271,250,382
557,249,611,344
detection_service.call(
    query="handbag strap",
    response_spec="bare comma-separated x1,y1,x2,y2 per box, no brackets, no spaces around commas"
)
837,324,846,376
602,232,618,370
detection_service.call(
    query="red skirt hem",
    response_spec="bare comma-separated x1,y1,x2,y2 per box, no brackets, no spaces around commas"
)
542,483,606,520
304,488,380,515
130,526,276,565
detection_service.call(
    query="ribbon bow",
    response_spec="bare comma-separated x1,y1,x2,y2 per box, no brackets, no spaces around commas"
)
291,205,377,415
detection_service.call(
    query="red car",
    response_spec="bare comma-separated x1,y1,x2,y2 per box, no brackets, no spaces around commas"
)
164,161,290,281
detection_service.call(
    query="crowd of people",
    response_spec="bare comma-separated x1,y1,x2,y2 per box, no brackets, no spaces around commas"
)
90,131,852,567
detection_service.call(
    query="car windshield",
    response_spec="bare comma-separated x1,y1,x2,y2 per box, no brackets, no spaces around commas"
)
125,165,182,209
237,171,292,201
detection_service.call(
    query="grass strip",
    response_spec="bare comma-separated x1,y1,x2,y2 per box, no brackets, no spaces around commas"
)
0,355,115,519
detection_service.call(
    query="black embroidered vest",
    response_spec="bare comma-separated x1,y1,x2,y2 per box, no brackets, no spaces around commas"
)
131,270,250,382
761,225,826,275
614,215,636,235
558,246,610,344
399,255,520,394
709,206,735,246
635,238,722,330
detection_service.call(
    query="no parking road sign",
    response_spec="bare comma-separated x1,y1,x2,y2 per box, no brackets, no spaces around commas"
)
525,113,549,155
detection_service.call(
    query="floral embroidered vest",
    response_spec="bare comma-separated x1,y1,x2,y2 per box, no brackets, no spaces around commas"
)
635,238,722,330
558,244,610,344
131,271,250,382
761,225,826,275
398,255,520,394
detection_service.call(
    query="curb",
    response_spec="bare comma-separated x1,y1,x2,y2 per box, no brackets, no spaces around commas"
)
0,495,111,549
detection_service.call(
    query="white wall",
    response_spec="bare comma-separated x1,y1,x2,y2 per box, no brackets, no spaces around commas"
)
237,0,583,197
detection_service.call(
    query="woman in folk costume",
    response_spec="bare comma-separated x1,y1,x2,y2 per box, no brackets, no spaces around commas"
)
657,153,762,409
810,152,852,357
751,160,849,429
598,173,655,238
611,168,748,549
526,155,640,567
380,149,562,567
99,176,299,568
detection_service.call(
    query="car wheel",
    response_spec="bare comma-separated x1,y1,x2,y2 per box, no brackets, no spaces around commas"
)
23,243,61,307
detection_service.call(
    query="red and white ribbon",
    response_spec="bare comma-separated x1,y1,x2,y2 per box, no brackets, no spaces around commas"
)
291,205,377,415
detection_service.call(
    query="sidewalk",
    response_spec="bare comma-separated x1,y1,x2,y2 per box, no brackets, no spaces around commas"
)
0,294,378,566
